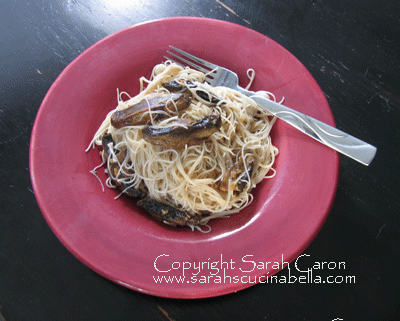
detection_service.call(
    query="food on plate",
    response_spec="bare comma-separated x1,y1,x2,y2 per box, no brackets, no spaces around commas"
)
110,91,192,128
87,62,278,231
137,197,201,227
142,114,222,150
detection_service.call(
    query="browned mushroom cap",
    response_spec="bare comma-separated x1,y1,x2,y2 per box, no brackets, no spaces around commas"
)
110,92,192,128
137,197,201,227
141,114,222,150
219,156,254,194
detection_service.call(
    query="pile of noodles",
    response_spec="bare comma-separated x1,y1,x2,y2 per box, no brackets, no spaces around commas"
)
87,62,279,231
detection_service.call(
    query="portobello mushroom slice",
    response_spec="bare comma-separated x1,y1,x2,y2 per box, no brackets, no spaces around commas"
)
219,156,254,194
101,133,148,198
101,133,125,163
141,114,222,150
162,80,220,105
110,92,192,128
137,197,201,227
161,79,195,92
195,89,220,105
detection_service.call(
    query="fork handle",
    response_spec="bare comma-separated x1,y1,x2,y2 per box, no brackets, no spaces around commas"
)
250,95,377,166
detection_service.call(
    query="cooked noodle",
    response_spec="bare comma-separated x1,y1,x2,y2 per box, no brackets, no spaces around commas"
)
87,62,279,228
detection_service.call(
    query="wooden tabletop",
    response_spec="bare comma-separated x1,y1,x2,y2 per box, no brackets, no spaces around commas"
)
1,0,399,320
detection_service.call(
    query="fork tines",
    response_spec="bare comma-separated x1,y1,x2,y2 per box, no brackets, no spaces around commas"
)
164,46,216,75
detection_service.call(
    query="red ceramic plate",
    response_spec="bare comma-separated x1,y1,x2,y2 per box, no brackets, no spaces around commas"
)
30,17,339,298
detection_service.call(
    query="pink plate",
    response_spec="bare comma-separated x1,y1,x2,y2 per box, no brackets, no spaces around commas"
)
30,17,339,298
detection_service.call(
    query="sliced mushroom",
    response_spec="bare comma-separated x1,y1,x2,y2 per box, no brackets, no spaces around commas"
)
195,89,220,105
117,180,148,198
219,156,254,194
101,133,125,163
101,133,148,198
141,114,222,150
137,197,201,227
110,92,192,128
162,80,220,105
161,79,195,92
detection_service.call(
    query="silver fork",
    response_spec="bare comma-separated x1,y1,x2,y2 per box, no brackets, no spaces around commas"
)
165,46,377,166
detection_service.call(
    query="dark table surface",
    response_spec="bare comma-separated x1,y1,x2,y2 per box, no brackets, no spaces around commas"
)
1,0,399,320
